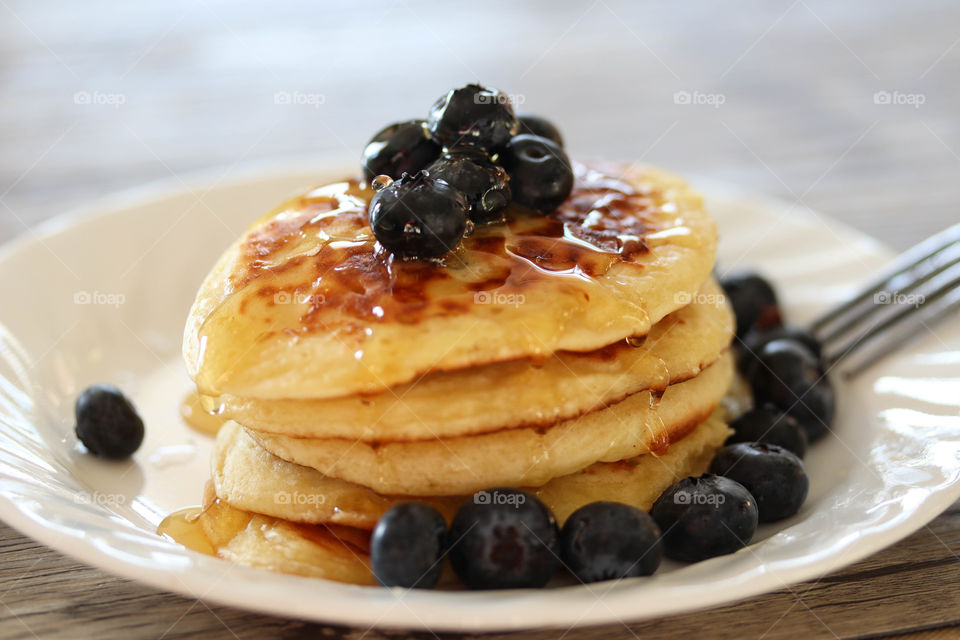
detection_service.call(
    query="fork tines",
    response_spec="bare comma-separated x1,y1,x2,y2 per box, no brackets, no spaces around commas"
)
810,222,960,376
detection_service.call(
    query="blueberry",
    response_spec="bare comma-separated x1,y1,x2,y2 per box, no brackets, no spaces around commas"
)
739,325,823,379
427,84,518,152
368,170,468,259
448,488,559,589
427,150,511,224
74,385,144,459
559,502,662,583
720,272,782,340
744,325,822,359
371,502,447,589
502,134,574,213
516,114,564,147
651,475,758,562
748,339,835,442
727,405,808,458
362,120,441,181
709,443,809,523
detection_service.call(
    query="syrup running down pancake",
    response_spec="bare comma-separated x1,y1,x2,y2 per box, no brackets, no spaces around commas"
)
184,163,717,401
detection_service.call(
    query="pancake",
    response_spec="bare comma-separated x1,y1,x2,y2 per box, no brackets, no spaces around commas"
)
249,351,734,496
184,162,717,401
212,409,730,529
212,422,459,528
531,409,730,524
218,277,733,441
197,483,375,584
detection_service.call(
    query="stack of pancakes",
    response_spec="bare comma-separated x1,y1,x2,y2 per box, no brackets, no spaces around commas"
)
182,162,735,584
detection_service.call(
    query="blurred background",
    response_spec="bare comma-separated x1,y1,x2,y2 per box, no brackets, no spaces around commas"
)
1,0,957,251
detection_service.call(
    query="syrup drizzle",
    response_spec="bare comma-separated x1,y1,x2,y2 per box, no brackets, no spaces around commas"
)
192,162,699,396
180,391,228,436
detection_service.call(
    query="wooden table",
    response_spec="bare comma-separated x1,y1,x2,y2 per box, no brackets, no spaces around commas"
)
1,1,958,637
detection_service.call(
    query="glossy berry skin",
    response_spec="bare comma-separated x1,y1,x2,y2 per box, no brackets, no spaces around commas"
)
709,443,809,523
651,475,758,563
448,488,559,590
720,272,782,339
516,114,564,147
368,171,468,259
371,502,447,589
748,339,836,442
362,120,441,181
560,502,662,583
427,150,511,224
739,325,823,380
501,134,574,213
727,405,808,458
744,325,822,359
427,84,518,152
74,385,144,459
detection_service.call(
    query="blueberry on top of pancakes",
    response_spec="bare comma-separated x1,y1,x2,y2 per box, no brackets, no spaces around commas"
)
364,84,575,259
369,170,468,259
427,84,518,152
361,120,441,181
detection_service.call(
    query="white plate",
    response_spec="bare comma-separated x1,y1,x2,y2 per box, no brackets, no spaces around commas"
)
0,161,958,632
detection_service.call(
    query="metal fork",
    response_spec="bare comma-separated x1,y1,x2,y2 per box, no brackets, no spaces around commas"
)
810,222,960,377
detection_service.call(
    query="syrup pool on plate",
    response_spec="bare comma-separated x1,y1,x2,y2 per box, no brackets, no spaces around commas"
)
157,506,214,555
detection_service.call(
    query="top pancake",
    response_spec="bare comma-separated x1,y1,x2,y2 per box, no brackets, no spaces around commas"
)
184,162,717,400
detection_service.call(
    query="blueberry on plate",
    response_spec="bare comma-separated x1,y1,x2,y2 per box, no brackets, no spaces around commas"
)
368,170,468,259
651,474,758,562
361,120,441,181
709,443,809,523
371,502,447,589
516,114,564,147
727,405,808,458
748,338,836,442
739,324,823,379
720,272,782,340
560,501,662,583
427,84,518,152
501,134,574,213
743,325,823,359
75,385,144,459
448,488,559,589
427,150,511,224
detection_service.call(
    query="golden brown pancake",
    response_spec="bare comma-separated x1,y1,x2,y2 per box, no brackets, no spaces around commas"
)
248,352,734,496
212,409,730,529
183,163,717,400
217,278,733,441
197,484,375,584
